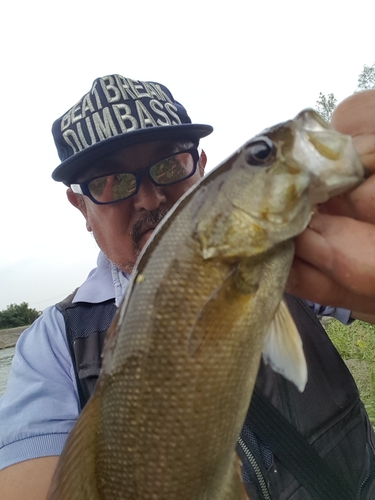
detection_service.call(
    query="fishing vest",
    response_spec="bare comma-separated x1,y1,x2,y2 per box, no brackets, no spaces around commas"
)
56,293,375,500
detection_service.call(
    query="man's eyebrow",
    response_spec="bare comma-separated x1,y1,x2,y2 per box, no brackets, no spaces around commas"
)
77,158,125,182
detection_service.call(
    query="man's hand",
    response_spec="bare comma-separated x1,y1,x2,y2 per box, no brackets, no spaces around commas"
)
0,457,58,500
287,90,375,317
288,212,375,313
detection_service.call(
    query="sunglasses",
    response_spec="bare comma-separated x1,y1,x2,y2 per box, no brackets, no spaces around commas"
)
71,148,200,205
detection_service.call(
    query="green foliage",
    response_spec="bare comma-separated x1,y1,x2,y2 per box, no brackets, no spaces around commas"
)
0,302,41,329
315,60,375,121
326,319,375,426
315,92,337,122
356,62,375,91
327,319,375,361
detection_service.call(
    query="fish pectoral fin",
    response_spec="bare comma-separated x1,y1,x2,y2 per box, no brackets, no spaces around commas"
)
261,299,307,392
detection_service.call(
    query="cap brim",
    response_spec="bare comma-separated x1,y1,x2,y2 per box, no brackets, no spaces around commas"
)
52,123,213,185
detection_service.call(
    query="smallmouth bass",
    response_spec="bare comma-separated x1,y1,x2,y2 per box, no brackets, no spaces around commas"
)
47,109,365,499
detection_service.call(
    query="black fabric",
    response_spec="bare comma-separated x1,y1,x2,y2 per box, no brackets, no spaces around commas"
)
240,294,375,499
56,291,117,409
247,387,354,500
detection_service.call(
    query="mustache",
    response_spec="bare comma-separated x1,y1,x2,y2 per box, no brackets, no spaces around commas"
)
131,209,168,249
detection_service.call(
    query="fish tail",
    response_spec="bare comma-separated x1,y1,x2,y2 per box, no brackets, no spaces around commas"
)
47,391,102,500
222,454,249,499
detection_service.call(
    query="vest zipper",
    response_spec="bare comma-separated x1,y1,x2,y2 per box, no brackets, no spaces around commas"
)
238,436,271,500
359,443,375,498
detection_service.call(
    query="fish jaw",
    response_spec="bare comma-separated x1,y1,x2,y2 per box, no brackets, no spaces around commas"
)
195,108,366,260
194,147,313,260
291,108,365,204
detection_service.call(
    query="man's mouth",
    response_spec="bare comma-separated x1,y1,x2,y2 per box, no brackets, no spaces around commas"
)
131,210,167,250
139,227,155,245
139,222,158,241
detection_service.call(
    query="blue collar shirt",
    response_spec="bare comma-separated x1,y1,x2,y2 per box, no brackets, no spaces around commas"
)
0,251,128,470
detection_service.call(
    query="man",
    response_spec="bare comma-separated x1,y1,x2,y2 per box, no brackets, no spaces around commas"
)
0,74,213,499
0,75,375,499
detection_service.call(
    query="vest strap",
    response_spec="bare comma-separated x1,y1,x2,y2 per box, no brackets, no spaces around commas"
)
247,387,355,500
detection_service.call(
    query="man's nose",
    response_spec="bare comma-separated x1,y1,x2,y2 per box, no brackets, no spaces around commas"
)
133,175,167,212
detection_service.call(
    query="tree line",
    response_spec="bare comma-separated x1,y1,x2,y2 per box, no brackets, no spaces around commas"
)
0,303,41,329
316,61,375,121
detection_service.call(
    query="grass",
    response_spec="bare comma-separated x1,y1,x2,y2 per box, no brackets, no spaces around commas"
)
325,318,375,426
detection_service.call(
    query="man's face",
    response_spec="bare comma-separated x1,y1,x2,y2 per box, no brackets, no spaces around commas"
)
68,140,206,273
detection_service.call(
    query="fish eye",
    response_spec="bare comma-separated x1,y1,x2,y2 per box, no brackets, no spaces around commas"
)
245,137,276,166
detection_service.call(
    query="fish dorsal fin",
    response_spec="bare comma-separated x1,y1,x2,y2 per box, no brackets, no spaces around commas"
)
262,299,307,392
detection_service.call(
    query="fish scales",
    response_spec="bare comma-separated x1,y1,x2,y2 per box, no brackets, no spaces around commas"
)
47,109,365,500
98,179,290,498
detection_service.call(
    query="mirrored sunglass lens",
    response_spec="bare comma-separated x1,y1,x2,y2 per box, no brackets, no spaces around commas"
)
88,173,136,202
150,152,194,185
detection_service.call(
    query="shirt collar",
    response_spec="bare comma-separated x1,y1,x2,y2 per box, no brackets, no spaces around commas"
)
73,251,130,305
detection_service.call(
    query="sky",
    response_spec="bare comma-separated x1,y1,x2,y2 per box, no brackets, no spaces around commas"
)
0,0,374,311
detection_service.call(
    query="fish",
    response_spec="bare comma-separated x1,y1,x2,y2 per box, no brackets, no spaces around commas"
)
47,109,365,499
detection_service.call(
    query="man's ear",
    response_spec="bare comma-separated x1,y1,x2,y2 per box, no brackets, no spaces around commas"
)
67,188,85,211
67,188,92,231
199,149,207,176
